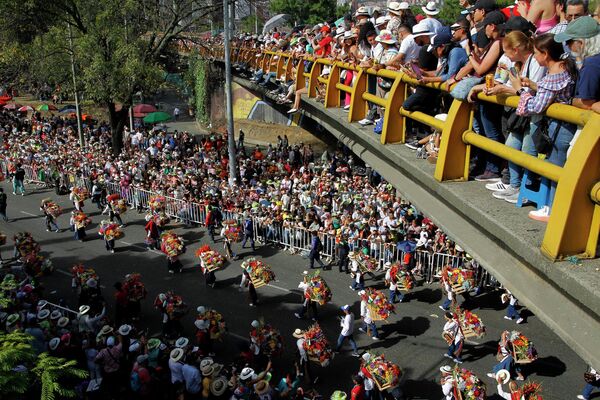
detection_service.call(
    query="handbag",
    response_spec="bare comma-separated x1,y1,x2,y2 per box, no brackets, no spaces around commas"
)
532,118,561,155
450,76,484,101
505,111,530,135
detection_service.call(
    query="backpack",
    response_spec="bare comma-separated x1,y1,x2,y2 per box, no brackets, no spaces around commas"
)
130,370,141,392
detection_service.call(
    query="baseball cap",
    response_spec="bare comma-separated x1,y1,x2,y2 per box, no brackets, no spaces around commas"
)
503,16,536,36
340,304,350,311
474,0,497,12
555,16,600,42
483,10,506,27
428,27,453,51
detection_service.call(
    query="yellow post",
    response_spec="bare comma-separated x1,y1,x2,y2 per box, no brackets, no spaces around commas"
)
276,53,285,79
541,112,600,259
434,99,473,182
380,74,407,144
285,56,293,82
296,60,306,91
349,68,367,122
324,64,341,108
308,60,321,98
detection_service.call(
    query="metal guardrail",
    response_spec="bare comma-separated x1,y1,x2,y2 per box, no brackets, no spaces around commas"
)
218,46,600,261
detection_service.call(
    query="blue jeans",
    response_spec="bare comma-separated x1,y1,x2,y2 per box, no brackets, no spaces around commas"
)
362,321,379,338
241,233,255,250
546,120,576,209
351,279,364,291
493,355,515,373
441,298,452,310
389,289,403,303
476,103,504,174
507,303,520,319
582,381,600,399
336,334,357,352
505,123,537,187
12,179,25,194
447,340,463,361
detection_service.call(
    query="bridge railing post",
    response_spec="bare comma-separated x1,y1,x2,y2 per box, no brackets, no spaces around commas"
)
324,63,340,108
434,99,473,182
348,68,367,122
296,59,306,91
307,60,322,99
380,73,408,144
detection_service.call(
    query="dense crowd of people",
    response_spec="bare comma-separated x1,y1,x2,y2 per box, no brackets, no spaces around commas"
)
233,0,600,225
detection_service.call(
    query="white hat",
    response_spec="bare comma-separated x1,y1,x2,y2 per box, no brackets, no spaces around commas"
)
200,358,214,370
37,309,50,320
399,1,410,9
292,329,305,338
78,305,91,315
422,1,441,15
302,271,308,276
175,337,189,348
99,325,113,336
86,278,98,288
50,310,61,320
170,348,185,362
118,324,132,336
496,369,511,384
343,30,357,39
195,319,209,330
211,377,228,396
137,354,149,364
57,316,70,328
440,365,453,374
251,320,260,329
362,353,372,362
49,337,61,350
376,30,398,44
412,21,435,38
197,306,206,314
354,6,370,17
358,290,366,296
384,261,392,267
388,1,402,13
106,336,116,347
375,16,391,26
240,367,255,381
335,26,345,38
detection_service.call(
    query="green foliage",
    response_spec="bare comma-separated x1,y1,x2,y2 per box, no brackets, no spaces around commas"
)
193,58,209,125
437,0,465,25
0,331,35,396
336,3,351,18
270,0,338,25
32,353,88,400
240,15,263,34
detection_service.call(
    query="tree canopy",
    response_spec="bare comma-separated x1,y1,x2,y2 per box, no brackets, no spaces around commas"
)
270,0,338,26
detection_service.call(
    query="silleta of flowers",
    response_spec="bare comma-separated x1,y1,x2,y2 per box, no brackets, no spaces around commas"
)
303,323,334,367
107,194,127,214
364,353,402,390
200,308,227,340
73,211,91,229
156,291,187,319
305,271,332,305
521,381,544,400
195,245,225,272
456,307,486,338
99,220,123,241
447,267,476,293
389,263,414,290
14,232,41,257
149,195,166,211
509,331,538,363
451,366,486,400
241,257,275,286
152,212,170,227
160,231,186,257
71,264,99,289
123,273,146,302
72,187,89,202
358,252,378,272
366,288,395,320
250,322,283,356
42,199,62,218
13,232,52,276
223,220,242,242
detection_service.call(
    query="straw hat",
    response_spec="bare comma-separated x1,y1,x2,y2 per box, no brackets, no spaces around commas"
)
440,365,453,374
195,319,209,330
496,369,511,384
147,338,161,350
175,337,189,348
118,324,132,336
422,1,441,15
240,367,255,381
196,306,206,314
170,348,185,362
78,305,91,315
211,377,228,396
57,316,70,328
251,320,260,329
37,309,50,320
388,1,402,13
99,325,113,336
292,329,305,339
6,313,19,326
254,380,270,395
50,310,62,320
49,337,61,350
200,358,214,370
202,364,215,376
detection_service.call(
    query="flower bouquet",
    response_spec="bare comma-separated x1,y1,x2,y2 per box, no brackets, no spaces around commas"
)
357,253,378,273
73,211,91,229
303,323,334,367
195,245,225,272
241,257,275,288
149,195,166,212
71,264,99,289
223,221,242,242
366,288,395,321
305,271,332,305
452,367,486,400
364,353,402,390
521,381,543,400
45,201,62,218
160,292,188,319
509,331,538,364
447,267,476,294
455,307,486,338
14,232,40,257
250,323,283,356
72,187,89,202
106,193,120,203
111,198,128,214
152,212,170,227
389,263,414,291
204,309,227,340
160,232,186,257
99,220,123,240
0,232,6,246
123,273,147,302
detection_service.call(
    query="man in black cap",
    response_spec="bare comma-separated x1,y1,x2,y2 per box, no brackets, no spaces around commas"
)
471,0,498,32
420,27,468,84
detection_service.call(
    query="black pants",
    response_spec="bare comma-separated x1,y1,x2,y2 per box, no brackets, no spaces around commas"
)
339,254,349,272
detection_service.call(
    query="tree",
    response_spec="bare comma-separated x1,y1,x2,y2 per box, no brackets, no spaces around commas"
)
0,331,35,396
270,0,338,26
32,353,88,400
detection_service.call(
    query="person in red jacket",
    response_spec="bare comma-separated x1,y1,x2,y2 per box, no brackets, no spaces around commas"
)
351,375,365,400
144,217,160,250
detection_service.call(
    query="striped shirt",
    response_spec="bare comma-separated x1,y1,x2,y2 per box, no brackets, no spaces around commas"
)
516,70,574,116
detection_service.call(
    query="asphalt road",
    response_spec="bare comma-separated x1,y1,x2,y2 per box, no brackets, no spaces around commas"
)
0,181,591,400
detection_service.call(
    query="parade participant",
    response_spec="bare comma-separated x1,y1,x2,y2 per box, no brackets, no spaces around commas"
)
335,304,359,357
295,271,318,321
40,199,60,232
486,330,524,381
167,255,183,274
439,265,455,311
496,377,524,399
144,215,160,250
358,353,376,400
205,205,217,243
220,224,236,259
292,329,312,384
103,196,125,227
69,211,87,242
241,213,256,251
99,223,116,253
194,309,212,356
442,311,464,363
240,268,259,307
440,365,456,400
349,252,365,291
69,187,85,211
114,282,128,326
91,181,104,210
578,367,600,399
358,290,380,341
308,230,326,269
502,290,525,324
385,262,403,304
336,235,350,273
0,188,8,221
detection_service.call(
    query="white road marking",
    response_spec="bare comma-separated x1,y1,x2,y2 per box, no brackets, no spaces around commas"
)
119,240,162,255
266,283,291,293
20,211,38,217
55,269,72,277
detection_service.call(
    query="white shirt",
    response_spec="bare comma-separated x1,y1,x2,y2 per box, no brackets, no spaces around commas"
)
497,384,523,400
422,17,443,34
360,300,373,324
385,270,397,291
441,376,455,400
296,338,307,362
443,319,463,344
398,35,420,63
340,313,355,336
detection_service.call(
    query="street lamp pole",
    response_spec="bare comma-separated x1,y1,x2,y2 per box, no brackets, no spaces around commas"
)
68,23,84,147
223,0,237,186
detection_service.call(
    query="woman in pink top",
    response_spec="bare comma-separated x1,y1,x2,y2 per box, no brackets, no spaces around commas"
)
518,0,559,33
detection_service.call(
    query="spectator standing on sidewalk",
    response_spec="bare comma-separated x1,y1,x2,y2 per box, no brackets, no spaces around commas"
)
0,188,8,221
13,163,26,195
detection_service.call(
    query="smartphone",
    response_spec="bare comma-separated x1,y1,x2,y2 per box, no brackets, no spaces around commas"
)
411,62,423,80
509,66,518,76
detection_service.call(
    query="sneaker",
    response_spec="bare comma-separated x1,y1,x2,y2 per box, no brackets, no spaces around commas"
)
504,316,513,320
351,352,360,357
453,358,463,364
439,305,447,311
349,285,356,290
249,303,255,307
528,206,550,222
358,327,366,333
358,118,374,126
405,140,421,150
475,171,501,182
287,108,298,114
374,117,382,123
372,336,380,341
294,313,303,319
486,373,495,378
485,181,510,191
516,317,524,324
515,376,524,381
577,395,587,399
110,249,115,254
169,270,175,274
443,354,453,359
343,105,350,111
503,190,521,204
12,192,15,195
492,186,519,200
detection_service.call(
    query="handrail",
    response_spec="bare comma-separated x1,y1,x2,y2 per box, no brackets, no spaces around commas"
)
209,46,600,260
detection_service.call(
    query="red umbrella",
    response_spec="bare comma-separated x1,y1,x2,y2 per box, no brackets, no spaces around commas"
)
17,105,34,112
133,112,147,118
133,104,157,114
0,95,12,102
3,103,21,110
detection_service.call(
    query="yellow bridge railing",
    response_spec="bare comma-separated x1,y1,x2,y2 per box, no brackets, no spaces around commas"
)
211,45,600,261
